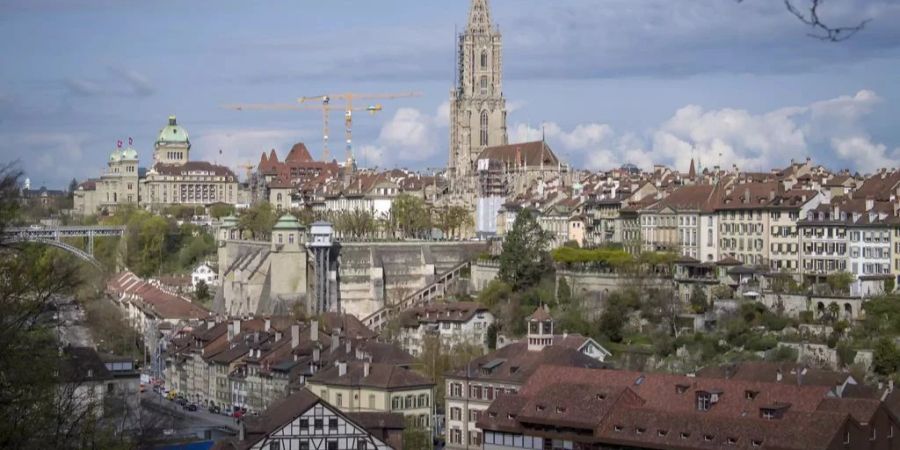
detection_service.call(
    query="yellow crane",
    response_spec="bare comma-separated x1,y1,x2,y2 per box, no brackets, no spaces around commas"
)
223,91,421,163
298,92,422,162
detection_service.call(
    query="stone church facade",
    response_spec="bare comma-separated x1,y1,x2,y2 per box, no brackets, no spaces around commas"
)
448,0,508,179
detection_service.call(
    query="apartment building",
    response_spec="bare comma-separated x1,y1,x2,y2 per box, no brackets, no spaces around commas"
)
306,362,435,430
767,190,822,274
717,182,779,266
398,302,495,357
444,308,606,449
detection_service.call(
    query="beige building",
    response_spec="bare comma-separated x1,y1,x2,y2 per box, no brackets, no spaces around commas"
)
73,142,139,215
307,361,435,430
448,0,508,179
717,182,778,266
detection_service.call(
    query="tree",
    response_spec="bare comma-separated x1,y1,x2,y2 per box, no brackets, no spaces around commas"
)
195,279,210,303
391,194,431,239
208,203,235,219
498,209,552,290
872,337,899,377
556,277,572,305
826,271,854,296
434,205,472,239
597,295,628,343
67,178,78,199
477,279,512,309
486,323,498,350
402,427,432,450
689,285,709,314
836,343,857,368
238,202,278,240
737,0,870,42
885,278,896,294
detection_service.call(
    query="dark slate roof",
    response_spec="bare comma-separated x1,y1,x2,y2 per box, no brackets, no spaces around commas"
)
309,362,434,390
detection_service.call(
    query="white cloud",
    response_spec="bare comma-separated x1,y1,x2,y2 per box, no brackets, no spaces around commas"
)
508,90,894,174
192,128,305,174
831,137,897,173
358,103,447,168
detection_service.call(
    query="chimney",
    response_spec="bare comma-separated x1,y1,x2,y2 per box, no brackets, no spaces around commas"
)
345,340,351,354
207,321,214,330
227,322,235,341
291,324,300,349
363,361,370,378
776,369,783,382
865,198,874,211
232,319,241,338
264,318,271,332
310,320,318,342
743,188,750,204
331,333,339,353
338,361,347,377
313,347,320,362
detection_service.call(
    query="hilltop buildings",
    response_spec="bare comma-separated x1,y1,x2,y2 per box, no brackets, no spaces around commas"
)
73,116,239,215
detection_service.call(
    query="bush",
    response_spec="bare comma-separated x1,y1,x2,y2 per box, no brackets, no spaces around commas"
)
767,346,798,363
746,335,778,352
799,311,815,324
836,343,857,368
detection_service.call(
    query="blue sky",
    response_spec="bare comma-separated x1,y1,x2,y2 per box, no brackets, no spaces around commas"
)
1,0,899,188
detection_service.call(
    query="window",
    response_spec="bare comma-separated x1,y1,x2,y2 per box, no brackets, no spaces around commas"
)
269,442,280,450
450,429,462,444
300,442,310,450
480,76,488,95
697,392,711,411
357,439,368,450
299,418,309,429
328,418,338,430
480,111,489,146
450,407,462,421
327,440,338,450
481,50,488,68
314,418,323,430
336,394,343,407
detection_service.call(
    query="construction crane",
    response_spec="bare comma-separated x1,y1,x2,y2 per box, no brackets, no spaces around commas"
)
298,92,422,162
222,102,381,162
238,162,255,182
224,91,421,163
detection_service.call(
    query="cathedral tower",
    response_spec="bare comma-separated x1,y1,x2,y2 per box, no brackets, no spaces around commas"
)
449,0,508,178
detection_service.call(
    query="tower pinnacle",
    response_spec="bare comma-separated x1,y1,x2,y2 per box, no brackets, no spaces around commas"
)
467,0,493,34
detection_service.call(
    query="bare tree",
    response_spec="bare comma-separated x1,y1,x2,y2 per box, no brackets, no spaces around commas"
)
739,0,871,41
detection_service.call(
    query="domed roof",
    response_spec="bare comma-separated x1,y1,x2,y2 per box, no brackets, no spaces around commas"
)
273,214,302,231
156,115,190,146
121,146,138,160
109,148,122,162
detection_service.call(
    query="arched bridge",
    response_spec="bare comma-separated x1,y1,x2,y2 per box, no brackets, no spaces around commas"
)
2,226,126,268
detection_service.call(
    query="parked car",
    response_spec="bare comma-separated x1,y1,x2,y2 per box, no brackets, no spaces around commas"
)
176,398,188,407
232,409,244,419
185,404,198,412
208,405,221,414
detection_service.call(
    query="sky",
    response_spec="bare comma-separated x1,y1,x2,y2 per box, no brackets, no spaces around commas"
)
1,0,899,188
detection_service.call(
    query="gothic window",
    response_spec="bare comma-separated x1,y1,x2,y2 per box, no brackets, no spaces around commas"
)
480,76,488,95
480,111,489,146
481,50,488,68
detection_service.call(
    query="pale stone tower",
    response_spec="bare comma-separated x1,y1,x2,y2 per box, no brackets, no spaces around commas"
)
269,215,308,304
449,0,508,179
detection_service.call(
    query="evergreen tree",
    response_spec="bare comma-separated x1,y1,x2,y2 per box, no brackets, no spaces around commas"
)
498,209,551,290
872,336,899,376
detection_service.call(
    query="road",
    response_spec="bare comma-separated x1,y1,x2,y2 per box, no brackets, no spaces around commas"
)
140,391,240,432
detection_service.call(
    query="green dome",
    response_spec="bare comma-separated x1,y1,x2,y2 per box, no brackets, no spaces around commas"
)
109,148,122,162
121,146,138,160
156,115,190,146
272,214,302,231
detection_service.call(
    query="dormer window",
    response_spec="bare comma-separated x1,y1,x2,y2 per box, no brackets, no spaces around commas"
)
535,404,545,412
696,392,712,411
675,384,689,394
745,390,759,400
596,393,607,400
658,430,668,437
635,427,645,435
727,437,738,445
555,406,567,414
751,439,763,447
614,425,623,433
704,435,714,442
680,432,690,439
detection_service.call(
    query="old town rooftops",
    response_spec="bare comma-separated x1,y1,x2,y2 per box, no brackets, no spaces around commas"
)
309,362,434,390
447,341,606,383
400,301,489,327
477,365,895,450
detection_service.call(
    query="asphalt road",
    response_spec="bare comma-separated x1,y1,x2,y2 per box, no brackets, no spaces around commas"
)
140,391,239,431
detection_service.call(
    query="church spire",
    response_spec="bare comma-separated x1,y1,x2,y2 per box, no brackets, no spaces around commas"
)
467,0,493,34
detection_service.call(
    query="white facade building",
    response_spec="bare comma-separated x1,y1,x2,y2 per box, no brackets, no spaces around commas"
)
192,262,219,289
398,302,495,357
